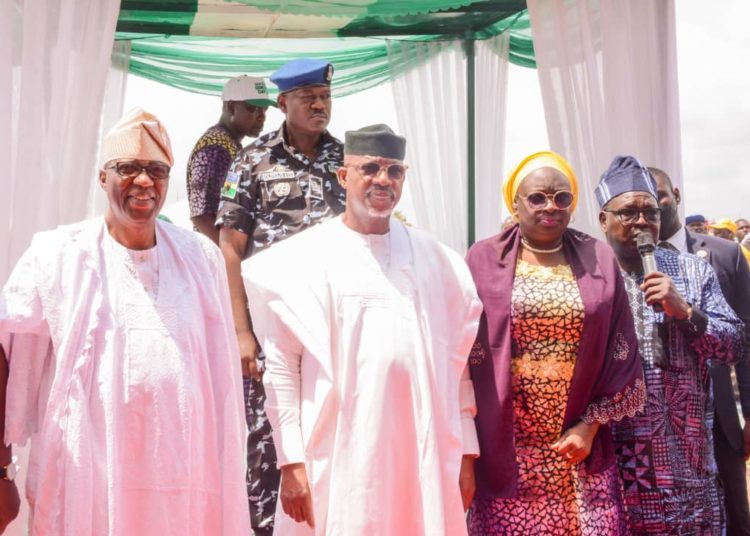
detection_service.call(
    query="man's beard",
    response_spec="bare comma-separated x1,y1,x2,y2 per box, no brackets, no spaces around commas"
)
365,187,395,219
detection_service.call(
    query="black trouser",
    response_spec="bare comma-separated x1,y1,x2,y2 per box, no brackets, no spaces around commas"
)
244,376,281,536
715,418,750,536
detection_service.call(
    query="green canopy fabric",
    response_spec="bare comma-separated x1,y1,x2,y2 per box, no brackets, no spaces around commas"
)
116,0,535,97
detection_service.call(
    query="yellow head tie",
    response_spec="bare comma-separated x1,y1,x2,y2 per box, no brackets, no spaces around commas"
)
503,151,578,214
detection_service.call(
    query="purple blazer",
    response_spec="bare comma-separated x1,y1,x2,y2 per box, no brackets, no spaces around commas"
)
466,224,644,499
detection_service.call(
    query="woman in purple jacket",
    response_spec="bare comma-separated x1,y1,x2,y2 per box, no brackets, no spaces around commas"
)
466,151,645,536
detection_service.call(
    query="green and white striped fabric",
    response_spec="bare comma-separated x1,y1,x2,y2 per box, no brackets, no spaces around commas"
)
116,0,535,97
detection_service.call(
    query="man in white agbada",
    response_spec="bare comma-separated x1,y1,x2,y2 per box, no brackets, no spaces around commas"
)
244,124,482,535
0,109,250,535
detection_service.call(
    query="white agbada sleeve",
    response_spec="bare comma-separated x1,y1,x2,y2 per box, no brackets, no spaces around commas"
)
257,314,306,466
1,236,55,445
459,364,480,457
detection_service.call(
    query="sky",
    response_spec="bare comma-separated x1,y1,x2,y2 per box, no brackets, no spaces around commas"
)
123,0,750,228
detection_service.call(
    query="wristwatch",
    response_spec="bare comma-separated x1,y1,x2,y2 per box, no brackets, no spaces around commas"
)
675,304,707,336
0,457,19,481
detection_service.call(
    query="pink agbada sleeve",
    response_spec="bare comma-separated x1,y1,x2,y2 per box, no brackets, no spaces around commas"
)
1,237,56,445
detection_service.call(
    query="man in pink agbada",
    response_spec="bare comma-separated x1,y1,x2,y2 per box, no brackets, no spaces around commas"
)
243,124,482,535
0,109,250,535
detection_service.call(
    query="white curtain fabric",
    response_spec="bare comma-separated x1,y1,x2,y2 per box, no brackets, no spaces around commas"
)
0,0,121,286
527,0,683,236
388,39,469,253
88,40,132,218
475,33,510,242
388,37,510,252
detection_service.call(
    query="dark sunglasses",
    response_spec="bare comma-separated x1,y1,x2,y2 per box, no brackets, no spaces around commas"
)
355,161,407,181
604,207,661,224
518,190,575,210
106,161,171,181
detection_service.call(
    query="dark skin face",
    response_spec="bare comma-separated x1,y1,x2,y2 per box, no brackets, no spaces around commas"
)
99,159,170,249
712,227,736,241
222,101,267,141
278,86,332,139
512,168,572,248
650,169,681,241
736,219,750,241
337,155,406,235
599,192,661,271
686,221,707,234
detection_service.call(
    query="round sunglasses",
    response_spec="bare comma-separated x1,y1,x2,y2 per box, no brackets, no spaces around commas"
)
355,161,408,181
518,190,574,210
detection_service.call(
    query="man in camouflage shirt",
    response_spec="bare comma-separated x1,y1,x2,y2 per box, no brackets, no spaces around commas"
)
216,58,345,535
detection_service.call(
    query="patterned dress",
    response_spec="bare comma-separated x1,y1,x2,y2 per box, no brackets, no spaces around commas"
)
469,260,626,535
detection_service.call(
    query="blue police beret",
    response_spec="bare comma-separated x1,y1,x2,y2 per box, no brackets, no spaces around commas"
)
270,59,334,94
686,214,706,225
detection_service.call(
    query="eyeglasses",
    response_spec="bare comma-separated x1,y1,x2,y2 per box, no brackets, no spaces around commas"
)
105,161,170,181
518,190,575,210
604,207,661,224
355,161,407,181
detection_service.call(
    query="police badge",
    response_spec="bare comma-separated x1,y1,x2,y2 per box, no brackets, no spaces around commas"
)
273,181,291,197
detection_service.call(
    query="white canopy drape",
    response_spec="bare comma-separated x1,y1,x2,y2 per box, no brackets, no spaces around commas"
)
0,0,121,286
388,36,509,253
527,0,683,236
388,39,469,252
475,33,510,242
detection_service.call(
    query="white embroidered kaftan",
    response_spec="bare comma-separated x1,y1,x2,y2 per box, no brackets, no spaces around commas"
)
243,217,482,535
0,219,250,535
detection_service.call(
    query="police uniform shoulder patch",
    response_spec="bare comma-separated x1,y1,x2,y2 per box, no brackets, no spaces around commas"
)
221,171,240,199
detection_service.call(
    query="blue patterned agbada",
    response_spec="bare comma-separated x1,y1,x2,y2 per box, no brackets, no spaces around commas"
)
613,247,744,534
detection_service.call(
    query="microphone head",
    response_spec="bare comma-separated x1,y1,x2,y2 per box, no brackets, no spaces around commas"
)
636,232,655,254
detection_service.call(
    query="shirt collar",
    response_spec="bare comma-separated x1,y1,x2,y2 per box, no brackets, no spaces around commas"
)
664,225,688,253
266,122,334,152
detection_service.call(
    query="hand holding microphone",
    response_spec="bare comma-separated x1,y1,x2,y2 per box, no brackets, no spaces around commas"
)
636,233,662,313
636,233,691,320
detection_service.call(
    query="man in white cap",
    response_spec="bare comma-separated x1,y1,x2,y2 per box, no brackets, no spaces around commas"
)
187,75,275,244
0,109,250,535
244,124,481,535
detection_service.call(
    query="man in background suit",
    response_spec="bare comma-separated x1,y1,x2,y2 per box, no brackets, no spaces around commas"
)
651,166,750,535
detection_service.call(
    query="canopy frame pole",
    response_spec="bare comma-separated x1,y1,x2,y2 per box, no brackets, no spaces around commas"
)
465,37,476,248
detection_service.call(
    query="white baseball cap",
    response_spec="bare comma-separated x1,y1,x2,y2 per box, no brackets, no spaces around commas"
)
222,75,276,107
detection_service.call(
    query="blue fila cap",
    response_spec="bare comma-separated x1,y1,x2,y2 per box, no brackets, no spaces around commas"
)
595,155,658,208
270,58,334,94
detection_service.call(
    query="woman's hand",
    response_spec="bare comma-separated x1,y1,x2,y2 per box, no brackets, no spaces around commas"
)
550,421,600,465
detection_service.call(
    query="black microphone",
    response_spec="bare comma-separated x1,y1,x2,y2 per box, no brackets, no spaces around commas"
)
636,233,663,313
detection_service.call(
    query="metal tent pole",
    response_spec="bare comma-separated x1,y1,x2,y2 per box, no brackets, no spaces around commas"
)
465,37,476,248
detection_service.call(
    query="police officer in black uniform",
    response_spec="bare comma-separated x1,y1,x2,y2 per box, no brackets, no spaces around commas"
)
216,58,345,535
